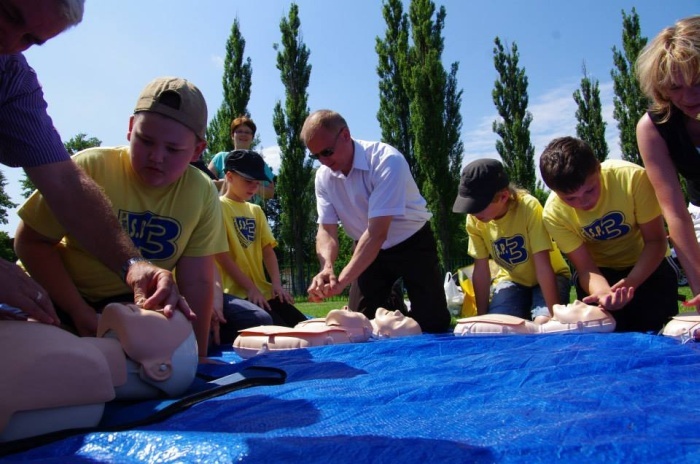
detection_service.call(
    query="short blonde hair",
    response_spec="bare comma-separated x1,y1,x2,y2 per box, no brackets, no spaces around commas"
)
300,110,347,145
59,0,85,26
636,15,700,122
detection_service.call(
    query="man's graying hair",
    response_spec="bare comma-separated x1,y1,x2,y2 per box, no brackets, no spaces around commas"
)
59,0,85,27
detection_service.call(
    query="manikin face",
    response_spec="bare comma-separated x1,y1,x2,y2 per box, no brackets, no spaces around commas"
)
371,307,422,338
556,170,601,212
0,0,70,54
552,300,609,324
128,112,205,188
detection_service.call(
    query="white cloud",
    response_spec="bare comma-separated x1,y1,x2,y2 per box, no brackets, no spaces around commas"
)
210,55,224,69
261,145,282,174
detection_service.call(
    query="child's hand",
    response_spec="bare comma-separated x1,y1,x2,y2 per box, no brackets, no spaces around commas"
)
271,284,294,304
583,286,634,311
247,287,271,311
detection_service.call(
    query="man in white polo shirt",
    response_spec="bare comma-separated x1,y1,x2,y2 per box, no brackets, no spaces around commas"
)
301,109,450,333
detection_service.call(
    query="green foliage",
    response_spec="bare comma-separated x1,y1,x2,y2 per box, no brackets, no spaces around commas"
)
0,230,15,261
0,170,17,225
205,17,253,156
272,3,315,295
22,133,102,199
376,0,467,267
611,7,648,166
492,37,536,193
376,0,414,172
574,64,609,162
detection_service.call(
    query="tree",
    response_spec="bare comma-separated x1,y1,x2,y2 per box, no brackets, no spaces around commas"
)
492,37,536,193
375,0,466,268
611,7,648,166
0,170,17,226
574,63,609,162
21,133,102,198
272,3,314,295
375,0,414,173
205,17,253,161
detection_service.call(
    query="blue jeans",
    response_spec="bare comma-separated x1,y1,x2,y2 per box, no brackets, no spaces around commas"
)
219,294,273,344
488,275,571,320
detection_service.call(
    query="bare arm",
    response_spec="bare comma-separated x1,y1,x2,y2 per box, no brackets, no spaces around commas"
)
532,251,560,314
307,223,340,301
14,220,97,335
214,252,269,310
25,160,194,320
567,245,633,311
207,160,220,180
611,216,667,290
175,255,216,359
637,114,700,308
259,180,275,200
335,216,393,294
472,258,492,315
263,244,293,304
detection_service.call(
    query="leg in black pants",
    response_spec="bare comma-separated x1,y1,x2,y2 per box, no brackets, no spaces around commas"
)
575,257,679,333
349,223,450,333
266,298,308,327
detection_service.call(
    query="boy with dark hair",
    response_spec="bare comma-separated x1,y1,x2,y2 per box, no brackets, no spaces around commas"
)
539,136,678,332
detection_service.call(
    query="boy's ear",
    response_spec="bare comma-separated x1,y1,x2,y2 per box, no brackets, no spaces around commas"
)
190,139,207,162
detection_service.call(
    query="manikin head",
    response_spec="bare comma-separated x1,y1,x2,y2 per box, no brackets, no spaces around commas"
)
370,307,422,338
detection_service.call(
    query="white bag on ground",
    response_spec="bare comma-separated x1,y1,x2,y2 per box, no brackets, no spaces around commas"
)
444,272,464,316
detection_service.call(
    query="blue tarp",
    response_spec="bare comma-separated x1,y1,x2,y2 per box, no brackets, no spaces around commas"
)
4,332,700,463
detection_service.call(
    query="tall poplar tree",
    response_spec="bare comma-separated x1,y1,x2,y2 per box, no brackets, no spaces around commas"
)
375,0,413,173
375,0,465,267
272,3,314,294
206,17,253,159
574,64,609,162
0,170,16,260
611,7,648,166
492,37,536,193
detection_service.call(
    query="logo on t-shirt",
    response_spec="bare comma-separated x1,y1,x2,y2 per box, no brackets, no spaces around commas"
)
118,210,181,260
581,211,631,241
492,234,528,271
234,216,256,248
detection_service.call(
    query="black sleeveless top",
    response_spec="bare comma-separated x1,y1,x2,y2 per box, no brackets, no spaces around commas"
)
649,108,700,205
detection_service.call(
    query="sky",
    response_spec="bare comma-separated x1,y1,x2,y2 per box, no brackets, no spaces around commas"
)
0,0,696,234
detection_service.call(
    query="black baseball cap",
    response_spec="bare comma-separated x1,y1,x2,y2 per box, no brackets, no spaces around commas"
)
452,159,509,214
224,149,271,182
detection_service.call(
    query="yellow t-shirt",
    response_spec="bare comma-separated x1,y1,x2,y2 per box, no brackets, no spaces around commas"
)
216,196,278,299
18,146,228,301
466,193,570,287
542,159,665,269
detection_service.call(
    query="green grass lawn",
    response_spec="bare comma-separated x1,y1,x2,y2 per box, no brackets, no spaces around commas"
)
295,284,696,320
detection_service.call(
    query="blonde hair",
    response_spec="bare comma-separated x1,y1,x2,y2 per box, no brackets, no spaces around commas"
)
300,110,348,145
59,0,85,26
636,15,700,122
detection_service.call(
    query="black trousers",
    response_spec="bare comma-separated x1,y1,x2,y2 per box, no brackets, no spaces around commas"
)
574,257,679,333
348,223,451,333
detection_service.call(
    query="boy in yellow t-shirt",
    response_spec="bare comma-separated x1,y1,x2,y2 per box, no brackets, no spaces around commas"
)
15,77,229,360
215,150,306,339
539,136,678,332
453,159,571,322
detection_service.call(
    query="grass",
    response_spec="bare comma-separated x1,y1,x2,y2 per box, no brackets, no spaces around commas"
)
294,284,696,320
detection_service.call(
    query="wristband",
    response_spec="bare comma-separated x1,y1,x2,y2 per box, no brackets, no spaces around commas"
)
121,257,151,282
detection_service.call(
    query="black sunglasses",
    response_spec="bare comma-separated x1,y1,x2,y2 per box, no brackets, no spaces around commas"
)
309,127,346,160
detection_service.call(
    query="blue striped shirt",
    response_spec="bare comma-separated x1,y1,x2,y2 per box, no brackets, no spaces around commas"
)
0,54,69,167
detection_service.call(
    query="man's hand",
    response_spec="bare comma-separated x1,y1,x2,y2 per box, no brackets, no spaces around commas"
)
126,261,196,320
0,259,59,325
583,285,634,311
307,268,338,302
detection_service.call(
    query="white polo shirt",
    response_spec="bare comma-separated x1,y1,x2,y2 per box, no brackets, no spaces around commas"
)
315,139,432,249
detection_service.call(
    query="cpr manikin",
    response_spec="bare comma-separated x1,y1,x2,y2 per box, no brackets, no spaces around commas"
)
0,303,197,442
453,300,616,336
661,314,700,343
234,307,421,358
371,307,422,338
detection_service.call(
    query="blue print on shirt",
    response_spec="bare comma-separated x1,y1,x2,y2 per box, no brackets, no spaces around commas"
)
235,216,256,249
118,210,181,260
581,211,630,241
492,235,527,271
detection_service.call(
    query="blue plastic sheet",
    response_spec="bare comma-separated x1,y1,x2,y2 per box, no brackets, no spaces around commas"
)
4,333,700,463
